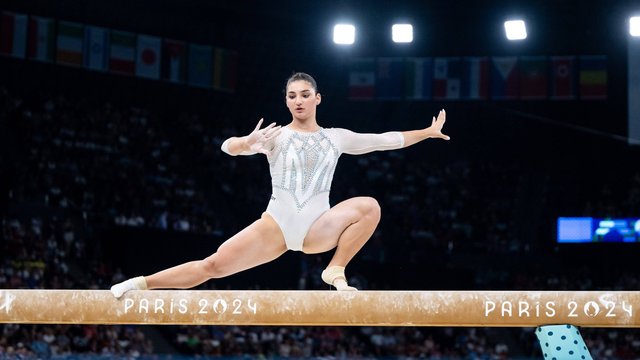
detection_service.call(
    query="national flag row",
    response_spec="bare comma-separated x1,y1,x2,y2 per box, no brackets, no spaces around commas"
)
0,11,237,92
349,56,607,101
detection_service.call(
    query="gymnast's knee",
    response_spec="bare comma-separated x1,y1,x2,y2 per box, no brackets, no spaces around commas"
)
199,255,225,279
360,196,381,221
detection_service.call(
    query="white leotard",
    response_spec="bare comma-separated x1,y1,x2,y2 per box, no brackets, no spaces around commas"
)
222,127,404,251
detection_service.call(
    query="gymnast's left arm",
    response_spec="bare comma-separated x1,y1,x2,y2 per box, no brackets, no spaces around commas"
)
337,109,450,155
401,109,450,147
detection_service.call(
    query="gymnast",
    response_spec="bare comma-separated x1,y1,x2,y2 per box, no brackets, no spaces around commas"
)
111,72,450,297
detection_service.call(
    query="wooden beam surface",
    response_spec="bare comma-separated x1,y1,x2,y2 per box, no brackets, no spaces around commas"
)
1,290,639,327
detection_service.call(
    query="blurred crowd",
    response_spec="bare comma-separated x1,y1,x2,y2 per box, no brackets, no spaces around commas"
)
2,82,640,360
168,326,509,359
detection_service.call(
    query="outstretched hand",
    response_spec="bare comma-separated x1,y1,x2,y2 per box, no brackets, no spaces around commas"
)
246,118,282,155
427,109,450,140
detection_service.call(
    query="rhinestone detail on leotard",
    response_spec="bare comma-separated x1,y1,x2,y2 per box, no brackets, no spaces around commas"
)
270,129,339,211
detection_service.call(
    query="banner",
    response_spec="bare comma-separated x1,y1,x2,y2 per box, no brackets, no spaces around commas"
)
162,39,186,83
84,26,109,71
433,57,461,100
136,34,161,79
109,30,136,75
348,58,375,100
491,57,519,99
579,55,607,100
27,16,54,62
0,12,28,58
550,56,576,100
519,56,548,100
461,57,489,100
404,57,432,100
213,47,238,92
57,21,84,66
188,43,213,88
376,57,404,100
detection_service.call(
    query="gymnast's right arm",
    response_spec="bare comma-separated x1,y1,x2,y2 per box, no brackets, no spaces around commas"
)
221,118,281,156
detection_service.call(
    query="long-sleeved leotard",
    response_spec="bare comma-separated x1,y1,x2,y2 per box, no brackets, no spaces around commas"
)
222,126,405,251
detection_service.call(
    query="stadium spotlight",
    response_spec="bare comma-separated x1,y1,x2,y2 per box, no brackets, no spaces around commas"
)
504,19,527,40
392,24,413,43
333,24,355,45
631,16,640,37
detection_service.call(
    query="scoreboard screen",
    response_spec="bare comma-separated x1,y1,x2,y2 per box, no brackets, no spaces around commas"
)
557,217,640,243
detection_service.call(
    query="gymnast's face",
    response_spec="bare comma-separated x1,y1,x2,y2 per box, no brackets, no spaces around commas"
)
286,80,321,122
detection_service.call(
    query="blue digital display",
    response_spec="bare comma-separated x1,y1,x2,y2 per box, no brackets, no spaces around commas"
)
557,217,640,243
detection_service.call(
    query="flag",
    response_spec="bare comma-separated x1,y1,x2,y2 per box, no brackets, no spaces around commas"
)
0,12,28,58
27,16,54,62
56,21,84,66
519,56,548,100
491,57,519,99
188,43,213,88
136,34,161,79
213,47,238,92
348,58,375,100
433,57,461,100
376,57,404,100
162,39,186,83
461,57,489,100
630,38,640,145
579,55,607,100
109,30,136,75
404,57,432,100
83,26,109,71
550,56,576,100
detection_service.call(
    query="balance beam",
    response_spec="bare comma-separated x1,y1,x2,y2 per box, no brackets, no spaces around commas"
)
1,290,639,327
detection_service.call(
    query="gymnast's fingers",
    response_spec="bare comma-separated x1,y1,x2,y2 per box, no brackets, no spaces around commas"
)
254,118,264,132
265,125,282,138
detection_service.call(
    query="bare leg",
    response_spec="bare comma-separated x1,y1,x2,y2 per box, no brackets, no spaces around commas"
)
302,197,381,290
111,213,287,297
